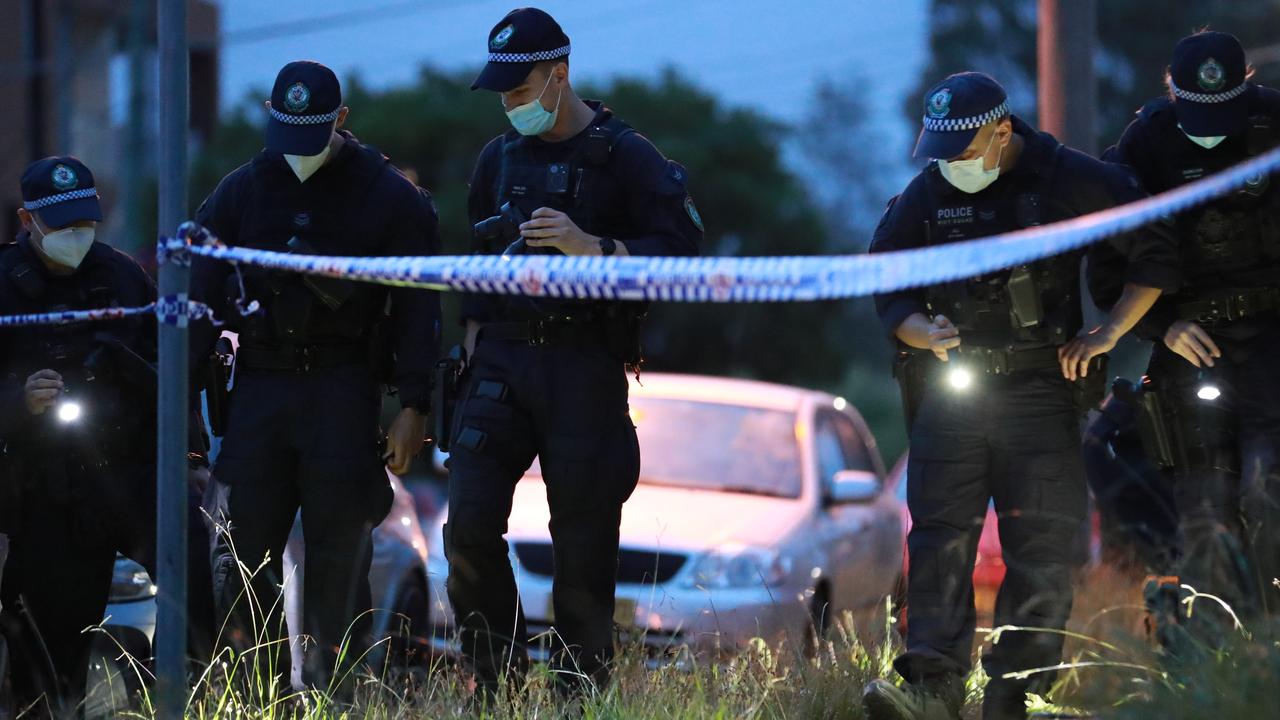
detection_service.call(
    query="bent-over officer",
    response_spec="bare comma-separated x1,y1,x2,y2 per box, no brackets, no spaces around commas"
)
190,61,440,689
445,6,702,697
1092,31,1280,634
860,73,1179,720
1,157,213,713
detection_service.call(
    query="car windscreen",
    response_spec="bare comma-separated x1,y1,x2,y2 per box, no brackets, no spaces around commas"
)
528,397,802,498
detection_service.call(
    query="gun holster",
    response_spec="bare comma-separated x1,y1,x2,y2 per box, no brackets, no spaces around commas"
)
1114,376,1179,471
432,345,467,453
1071,354,1110,414
894,350,928,436
205,336,235,438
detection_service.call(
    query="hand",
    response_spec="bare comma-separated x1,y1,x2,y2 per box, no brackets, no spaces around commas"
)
1163,319,1221,368
384,407,429,475
1058,327,1118,381
24,369,63,415
519,208,599,255
188,466,211,497
928,315,961,361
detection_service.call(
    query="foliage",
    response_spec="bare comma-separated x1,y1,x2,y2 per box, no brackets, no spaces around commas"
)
907,1,1280,151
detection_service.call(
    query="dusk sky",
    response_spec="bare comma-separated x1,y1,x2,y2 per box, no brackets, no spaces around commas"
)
217,0,930,160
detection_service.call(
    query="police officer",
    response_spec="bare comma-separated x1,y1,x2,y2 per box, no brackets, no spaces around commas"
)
190,61,440,688
859,74,1180,720
1092,31,1280,629
0,157,214,713
446,7,701,695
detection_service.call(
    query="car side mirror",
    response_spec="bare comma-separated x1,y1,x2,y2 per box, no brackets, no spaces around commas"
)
827,469,880,505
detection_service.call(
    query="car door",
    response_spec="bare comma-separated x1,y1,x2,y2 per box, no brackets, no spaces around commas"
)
815,409,898,612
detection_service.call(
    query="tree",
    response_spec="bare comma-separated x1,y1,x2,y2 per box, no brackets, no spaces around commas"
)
908,1,1280,153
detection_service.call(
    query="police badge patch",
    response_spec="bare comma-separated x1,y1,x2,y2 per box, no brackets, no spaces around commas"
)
1197,58,1226,91
284,82,311,112
927,88,952,118
51,164,78,191
491,24,516,50
684,197,704,231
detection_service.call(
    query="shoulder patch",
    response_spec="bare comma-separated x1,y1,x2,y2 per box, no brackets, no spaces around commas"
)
662,160,689,193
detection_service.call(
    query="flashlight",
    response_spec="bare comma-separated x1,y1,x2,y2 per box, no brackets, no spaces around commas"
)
947,366,973,391
57,400,83,423
1195,367,1221,402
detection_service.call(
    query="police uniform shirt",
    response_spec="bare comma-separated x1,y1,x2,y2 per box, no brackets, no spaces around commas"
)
1090,86,1280,341
0,235,157,442
871,115,1181,343
191,130,440,408
461,101,702,323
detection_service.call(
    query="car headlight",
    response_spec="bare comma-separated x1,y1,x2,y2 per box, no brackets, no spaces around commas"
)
109,556,156,603
682,546,794,589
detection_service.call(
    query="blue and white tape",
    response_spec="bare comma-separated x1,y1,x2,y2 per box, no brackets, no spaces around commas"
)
5,143,1280,328
0,303,156,328
179,144,1280,303
0,299,217,328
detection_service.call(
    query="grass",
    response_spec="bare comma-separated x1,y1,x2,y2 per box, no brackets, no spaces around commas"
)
69,554,1280,720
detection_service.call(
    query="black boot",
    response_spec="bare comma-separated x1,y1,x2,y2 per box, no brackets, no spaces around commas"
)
863,674,963,720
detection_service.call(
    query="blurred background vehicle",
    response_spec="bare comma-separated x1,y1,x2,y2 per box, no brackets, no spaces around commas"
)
422,373,905,663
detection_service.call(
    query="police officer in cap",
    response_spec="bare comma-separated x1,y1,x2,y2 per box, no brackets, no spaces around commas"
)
1,157,214,713
1091,30,1280,630
191,61,440,687
447,7,701,694
860,73,1180,720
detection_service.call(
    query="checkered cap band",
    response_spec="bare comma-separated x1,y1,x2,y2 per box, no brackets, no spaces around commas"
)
268,106,341,126
487,43,571,63
921,101,1010,132
23,187,98,211
1170,80,1249,104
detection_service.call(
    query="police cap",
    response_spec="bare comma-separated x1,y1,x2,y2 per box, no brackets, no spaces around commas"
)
1168,31,1251,138
20,156,103,228
914,72,1009,160
471,7,571,92
265,61,343,155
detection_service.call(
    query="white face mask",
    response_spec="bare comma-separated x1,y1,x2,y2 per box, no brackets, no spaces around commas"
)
1178,124,1227,150
937,128,1003,194
32,221,95,269
284,142,332,183
505,73,563,137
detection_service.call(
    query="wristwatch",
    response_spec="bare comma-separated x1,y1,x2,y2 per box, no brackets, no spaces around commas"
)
598,236,617,257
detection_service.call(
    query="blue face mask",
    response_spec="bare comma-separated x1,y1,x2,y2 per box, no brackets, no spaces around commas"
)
505,73,562,137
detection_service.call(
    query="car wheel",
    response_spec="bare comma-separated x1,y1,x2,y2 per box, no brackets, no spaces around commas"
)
803,584,831,657
387,572,431,670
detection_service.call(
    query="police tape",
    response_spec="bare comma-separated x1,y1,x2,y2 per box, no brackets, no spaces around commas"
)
3,144,1279,328
176,144,1280,303
0,298,217,328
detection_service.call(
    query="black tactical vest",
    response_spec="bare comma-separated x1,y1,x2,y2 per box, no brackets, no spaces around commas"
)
0,243,153,459
920,145,1081,349
1151,109,1280,291
481,116,637,320
233,143,391,346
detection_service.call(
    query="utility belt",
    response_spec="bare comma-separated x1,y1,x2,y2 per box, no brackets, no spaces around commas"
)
235,342,369,373
894,345,1107,433
479,304,646,366
1176,286,1280,325
477,315,607,346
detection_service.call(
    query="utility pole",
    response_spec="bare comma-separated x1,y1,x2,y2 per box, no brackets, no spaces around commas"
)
156,0,191,717
21,0,47,162
1037,0,1097,155
123,0,150,257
